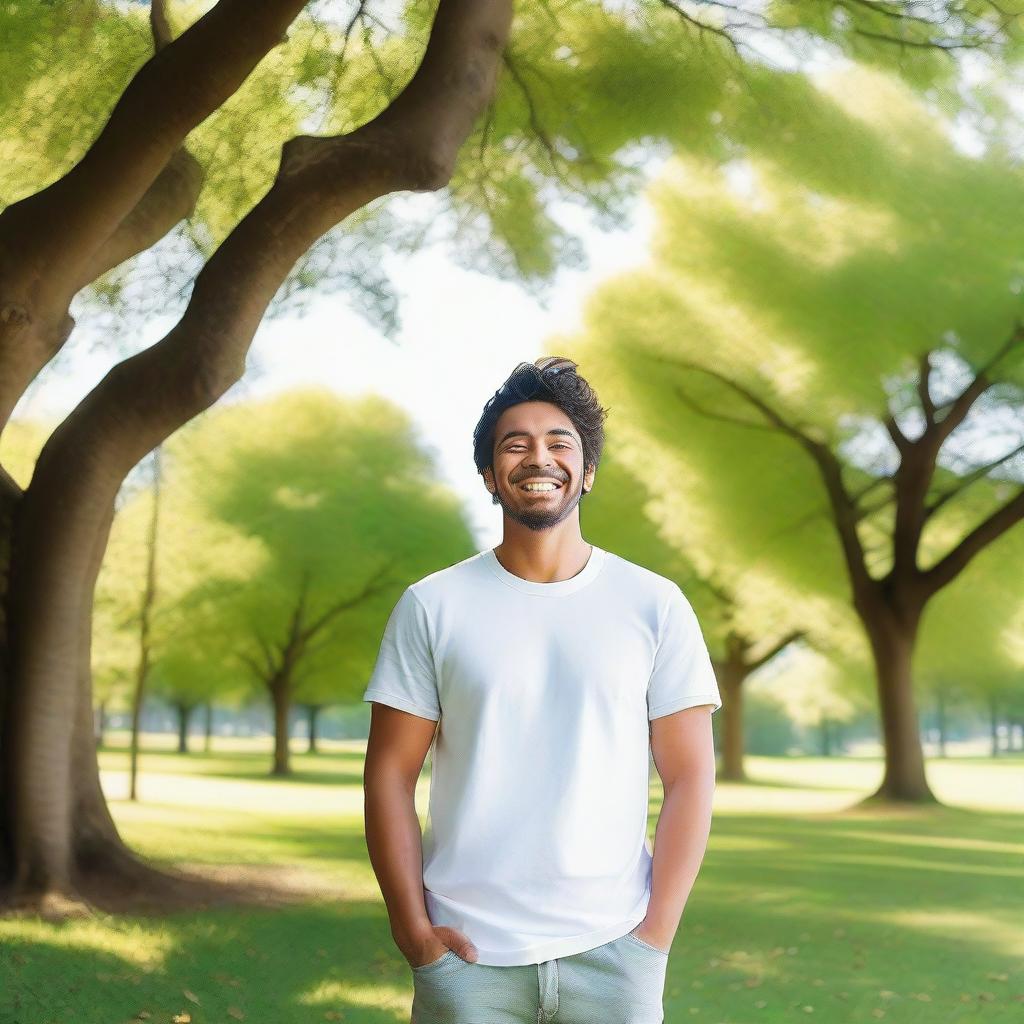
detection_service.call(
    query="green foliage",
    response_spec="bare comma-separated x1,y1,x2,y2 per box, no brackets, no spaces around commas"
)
136,388,477,709
2,0,1016,336
565,60,1024,703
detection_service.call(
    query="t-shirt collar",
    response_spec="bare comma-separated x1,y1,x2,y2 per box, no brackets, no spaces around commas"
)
482,544,606,597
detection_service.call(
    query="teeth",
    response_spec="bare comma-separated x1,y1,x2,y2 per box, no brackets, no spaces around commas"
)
522,482,559,491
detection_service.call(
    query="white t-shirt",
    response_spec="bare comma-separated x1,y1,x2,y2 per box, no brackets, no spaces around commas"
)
362,543,721,966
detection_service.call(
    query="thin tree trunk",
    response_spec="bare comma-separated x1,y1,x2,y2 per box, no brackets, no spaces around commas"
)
718,666,746,781
271,678,291,777
989,696,1000,758
176,703,192,754
307,704,319,754
203,702,213,753
130,448,161,798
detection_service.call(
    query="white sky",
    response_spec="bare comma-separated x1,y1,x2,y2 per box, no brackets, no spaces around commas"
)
13,194,656,552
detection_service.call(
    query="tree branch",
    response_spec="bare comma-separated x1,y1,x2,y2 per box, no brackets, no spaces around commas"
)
924,440,1024,520
748,628,804,673
502,49,562,178
71,148,205,294
654,0,743,58
930,322,1024,446
920,485,1024,594
298,559,399,645
888,326,1024,579
642,350,874,597
0,0,308,285
0,0,299,435
917,350,936,427
151,0,174,52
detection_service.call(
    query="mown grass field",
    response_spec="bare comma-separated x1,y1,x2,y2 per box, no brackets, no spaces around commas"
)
2,734,1022,1023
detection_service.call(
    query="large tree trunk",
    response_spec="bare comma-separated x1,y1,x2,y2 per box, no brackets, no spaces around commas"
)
861,608,936,802
0,0,513,918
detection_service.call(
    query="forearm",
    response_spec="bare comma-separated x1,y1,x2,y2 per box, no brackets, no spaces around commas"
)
363,773,433,949
643,769,716,940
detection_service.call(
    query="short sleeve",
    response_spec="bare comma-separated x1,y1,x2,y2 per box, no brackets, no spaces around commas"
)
362,587,441,722
647,585,722,720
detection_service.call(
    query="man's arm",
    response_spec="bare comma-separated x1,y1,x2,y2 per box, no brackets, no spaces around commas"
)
362,702,443,962
635,704,717,952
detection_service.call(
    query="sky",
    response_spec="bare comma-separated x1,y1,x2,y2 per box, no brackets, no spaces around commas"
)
13,190,657,552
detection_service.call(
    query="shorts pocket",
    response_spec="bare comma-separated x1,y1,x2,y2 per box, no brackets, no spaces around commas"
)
412,949,455,972
623,931,670,957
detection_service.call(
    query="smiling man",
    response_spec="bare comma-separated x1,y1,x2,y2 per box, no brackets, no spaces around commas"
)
362,357,722,1023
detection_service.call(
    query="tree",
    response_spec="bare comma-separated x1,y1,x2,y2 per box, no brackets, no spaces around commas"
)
160,388,476,777
0,0,1016,917
570,63,1024,803
581,447,816,778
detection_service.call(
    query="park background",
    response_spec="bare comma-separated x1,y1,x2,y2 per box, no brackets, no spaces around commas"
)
1,1,1023,1022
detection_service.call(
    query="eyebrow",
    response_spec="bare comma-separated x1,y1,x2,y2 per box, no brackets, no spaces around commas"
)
497,428,578,446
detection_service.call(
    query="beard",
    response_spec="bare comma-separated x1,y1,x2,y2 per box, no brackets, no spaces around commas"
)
493,475,585,532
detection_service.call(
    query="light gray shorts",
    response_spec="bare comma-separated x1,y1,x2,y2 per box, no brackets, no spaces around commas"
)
410,930,669,1024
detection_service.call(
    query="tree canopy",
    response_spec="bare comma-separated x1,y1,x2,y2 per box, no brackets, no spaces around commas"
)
563,59,1024,758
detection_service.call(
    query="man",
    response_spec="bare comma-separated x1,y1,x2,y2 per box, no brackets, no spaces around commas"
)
362,356,722,1023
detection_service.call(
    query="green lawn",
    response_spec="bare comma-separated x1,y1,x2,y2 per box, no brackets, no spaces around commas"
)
2,735,1022,1023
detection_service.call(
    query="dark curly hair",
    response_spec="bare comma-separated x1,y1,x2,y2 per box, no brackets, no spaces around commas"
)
472,356,609,504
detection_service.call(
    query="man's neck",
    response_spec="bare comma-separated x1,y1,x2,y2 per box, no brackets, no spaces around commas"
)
492,540,593,584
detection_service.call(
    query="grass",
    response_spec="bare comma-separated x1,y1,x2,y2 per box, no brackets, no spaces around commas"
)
1,734,1022,1023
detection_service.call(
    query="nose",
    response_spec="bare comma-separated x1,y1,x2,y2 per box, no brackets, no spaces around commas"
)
518,437,552,466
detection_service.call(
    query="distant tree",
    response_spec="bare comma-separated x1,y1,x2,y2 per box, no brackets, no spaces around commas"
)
157,388,476,777
583,445,846,779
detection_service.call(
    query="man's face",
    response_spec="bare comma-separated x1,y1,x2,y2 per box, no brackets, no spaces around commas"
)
483,401,596,532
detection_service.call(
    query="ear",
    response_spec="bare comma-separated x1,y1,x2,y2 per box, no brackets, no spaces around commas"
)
583,464,596,493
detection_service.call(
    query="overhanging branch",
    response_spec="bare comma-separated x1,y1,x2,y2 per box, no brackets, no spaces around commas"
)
642,349,873,596
0,0,308,284
71,148,205,294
